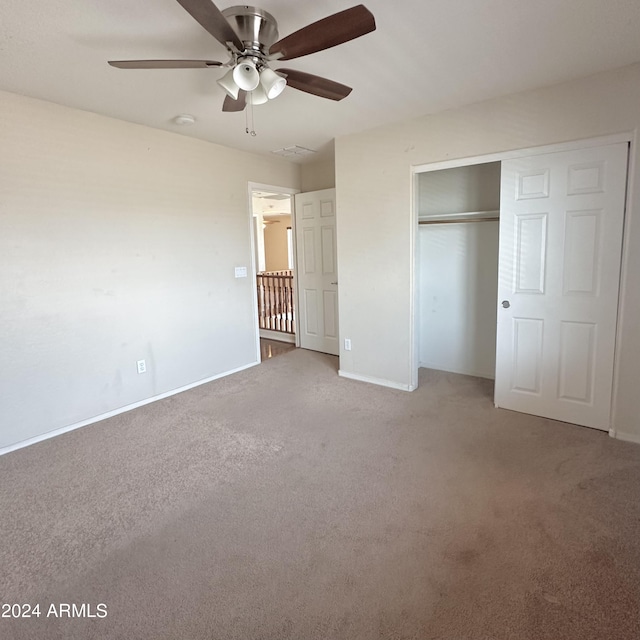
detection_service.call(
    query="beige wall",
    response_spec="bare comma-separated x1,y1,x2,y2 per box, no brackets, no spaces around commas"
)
264,215,291,271
0,90,299,450
417,162,501,218
301,154,336,191
336,62,640,442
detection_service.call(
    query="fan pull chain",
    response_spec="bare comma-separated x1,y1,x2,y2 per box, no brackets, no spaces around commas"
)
245,97,257,137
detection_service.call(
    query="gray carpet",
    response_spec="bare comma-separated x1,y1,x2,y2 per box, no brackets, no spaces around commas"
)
1,348,639,639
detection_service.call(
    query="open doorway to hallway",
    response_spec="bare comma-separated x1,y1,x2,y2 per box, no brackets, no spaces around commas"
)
260,338,296,360
251,189,297,359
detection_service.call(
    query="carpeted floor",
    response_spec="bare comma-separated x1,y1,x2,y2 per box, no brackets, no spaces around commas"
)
1,348,639,639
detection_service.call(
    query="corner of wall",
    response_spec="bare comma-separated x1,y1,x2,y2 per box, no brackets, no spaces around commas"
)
300,144,336,191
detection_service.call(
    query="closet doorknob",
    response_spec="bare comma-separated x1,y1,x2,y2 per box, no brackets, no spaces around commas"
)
501,300,510,309
331,281,338,285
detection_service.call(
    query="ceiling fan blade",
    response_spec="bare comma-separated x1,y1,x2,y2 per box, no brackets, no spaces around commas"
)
108,60,223,69
278,69,352,101
175,0,243,51
269,5,375,61
222,90,247,112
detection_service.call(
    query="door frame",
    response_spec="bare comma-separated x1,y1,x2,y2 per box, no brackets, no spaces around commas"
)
247,182,301,363
411,131,636,432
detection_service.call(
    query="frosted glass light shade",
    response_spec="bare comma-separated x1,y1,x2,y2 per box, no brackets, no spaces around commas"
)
217,68,239,99
233,58,260,91
260,67,286,99
248,83,268,105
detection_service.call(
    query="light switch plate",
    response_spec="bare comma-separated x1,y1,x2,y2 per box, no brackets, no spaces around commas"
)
235,266,247,278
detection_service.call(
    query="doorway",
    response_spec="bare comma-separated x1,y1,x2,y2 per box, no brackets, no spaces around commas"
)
248,183,340,361
249,183,299,363
417,161,501,379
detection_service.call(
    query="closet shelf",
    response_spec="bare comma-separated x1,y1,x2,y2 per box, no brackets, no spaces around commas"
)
418,209,499,225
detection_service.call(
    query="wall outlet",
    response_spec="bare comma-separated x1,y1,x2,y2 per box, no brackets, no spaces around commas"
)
136,359,146,374
344,338,352,351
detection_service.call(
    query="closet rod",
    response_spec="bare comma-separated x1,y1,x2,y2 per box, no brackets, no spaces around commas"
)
419,217,499,225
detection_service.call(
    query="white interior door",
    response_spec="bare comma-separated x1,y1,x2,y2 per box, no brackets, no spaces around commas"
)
495,143,627,430
294,188,339,356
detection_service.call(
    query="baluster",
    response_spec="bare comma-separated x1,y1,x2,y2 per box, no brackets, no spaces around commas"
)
282,275,287,333
269,276,274,330
265,276,270,330
265,276,271,329
275,276,278,331
287,275,294,333
291,275,296,334
257,275,263,329
274,276,278,331
262,276,267,330
274,276,279,332
286,276,292,333
262,275,267,330
277,276,283,332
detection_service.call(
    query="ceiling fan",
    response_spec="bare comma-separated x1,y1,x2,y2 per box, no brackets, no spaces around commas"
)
108,1,376,112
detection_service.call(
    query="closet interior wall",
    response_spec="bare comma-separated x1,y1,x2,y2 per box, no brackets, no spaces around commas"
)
418,162,501,379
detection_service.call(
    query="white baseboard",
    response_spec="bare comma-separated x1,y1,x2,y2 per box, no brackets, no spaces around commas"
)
609,428,640,445
0,361,259,457
259,329,296,344
338,369,415,392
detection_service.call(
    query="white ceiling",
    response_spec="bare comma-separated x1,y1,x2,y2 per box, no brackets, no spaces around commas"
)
2,0,640,163
253,192,292,216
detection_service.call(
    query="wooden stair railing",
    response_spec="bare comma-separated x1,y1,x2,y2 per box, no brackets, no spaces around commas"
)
257,270,295,334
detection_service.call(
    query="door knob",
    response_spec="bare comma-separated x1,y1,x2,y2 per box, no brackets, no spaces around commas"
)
501,300,510,308
331,281,338,285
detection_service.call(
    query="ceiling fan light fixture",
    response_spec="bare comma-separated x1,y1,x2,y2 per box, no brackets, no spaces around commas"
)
260,67,287,100
233,58,260,91
217,67,239,99
248,83,268,106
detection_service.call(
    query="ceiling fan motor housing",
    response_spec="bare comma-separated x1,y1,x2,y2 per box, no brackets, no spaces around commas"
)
221,6,279,57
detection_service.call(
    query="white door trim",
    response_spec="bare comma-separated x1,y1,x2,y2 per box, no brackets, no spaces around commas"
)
412,132,634,174
247,182,300,363
610,136,636,441
410,132,636,437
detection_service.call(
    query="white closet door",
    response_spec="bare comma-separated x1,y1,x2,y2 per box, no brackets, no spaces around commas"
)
495,143,627,430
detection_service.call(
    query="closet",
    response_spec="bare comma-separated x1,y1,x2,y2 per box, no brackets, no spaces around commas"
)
417,162,501,379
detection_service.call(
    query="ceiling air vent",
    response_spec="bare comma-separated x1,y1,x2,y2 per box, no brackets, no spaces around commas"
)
271,145,316,158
